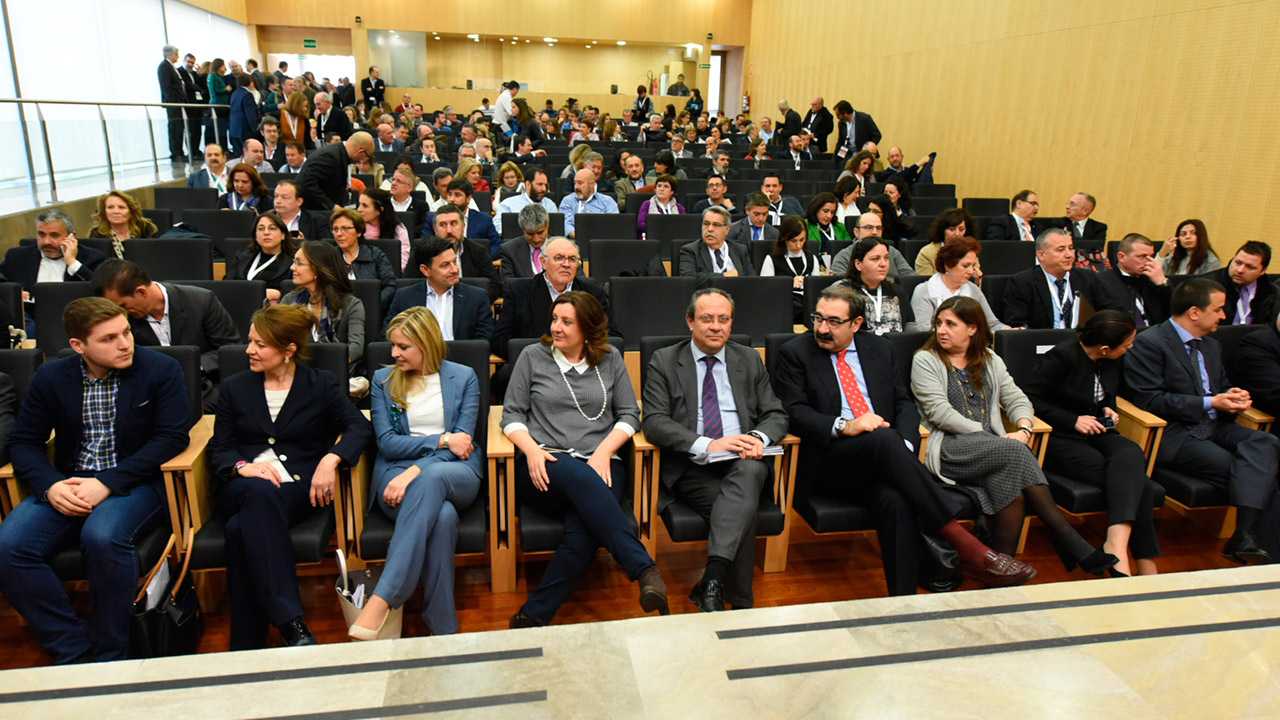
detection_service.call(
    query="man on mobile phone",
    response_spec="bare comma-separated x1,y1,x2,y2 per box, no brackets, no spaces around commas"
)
0,210,109,333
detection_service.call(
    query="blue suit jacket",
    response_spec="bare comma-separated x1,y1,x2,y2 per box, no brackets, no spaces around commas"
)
0,244,107,293
467,210,503,259
209,364,372,482
383,280,494,342
186,168,222,188
370,362,484,501
228,87,258,139
7,348,190,496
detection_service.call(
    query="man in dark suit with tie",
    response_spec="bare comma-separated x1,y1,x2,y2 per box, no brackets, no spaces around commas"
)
92,259,241,411
1124,277,1280,563
641,289,789,611
500,203,561,284
1098,233,1171,328
726,194,780,246
1002,228,1114,329
362,66,387,108
313,92,353,141
157,45,188,163
832,100,882,168
1036,193,1108,248
986,190,1041,242
271,180,331,240
0,298,189,664
1202,242,1274,326
383,236,494,342
409,204,502,302
774,285,1035,595
801,97,835,153
177,53,205,162
426,179,503,259
775,101,802,146
679,208,756,287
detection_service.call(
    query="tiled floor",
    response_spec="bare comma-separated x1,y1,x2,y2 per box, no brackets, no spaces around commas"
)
3,564,1277,719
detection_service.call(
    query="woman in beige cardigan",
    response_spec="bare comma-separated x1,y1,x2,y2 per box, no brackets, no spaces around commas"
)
910,296,1118,576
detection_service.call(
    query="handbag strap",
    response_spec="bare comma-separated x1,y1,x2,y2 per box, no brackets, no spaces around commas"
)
134,533,178,604
170,527,196,602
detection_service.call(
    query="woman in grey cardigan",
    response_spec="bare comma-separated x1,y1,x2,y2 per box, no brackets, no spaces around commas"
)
907,236,1010,332
502,291,667,627
911,296,1118,576
283,241,365,375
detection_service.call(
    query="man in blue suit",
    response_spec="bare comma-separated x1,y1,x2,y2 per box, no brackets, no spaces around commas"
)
185,144,228,192
0,297,190,663
227,77,258,158
384,236,494,342
422,178,502,259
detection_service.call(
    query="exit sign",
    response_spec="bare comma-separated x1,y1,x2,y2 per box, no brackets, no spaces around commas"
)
303,38,317,48
699,63,711,69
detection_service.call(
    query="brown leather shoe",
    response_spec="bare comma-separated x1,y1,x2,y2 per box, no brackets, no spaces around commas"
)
637,566,670,615
961,550,1036,588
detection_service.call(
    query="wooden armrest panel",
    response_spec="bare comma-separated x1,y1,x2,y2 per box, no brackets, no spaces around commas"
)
1116,398,1167,428
488,406,514,456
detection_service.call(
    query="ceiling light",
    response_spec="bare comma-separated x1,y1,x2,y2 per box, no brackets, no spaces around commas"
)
593,41,598,44
586,45,591,49
514,37,519,40
617,41,627,46
543,37,557,43
467,34,479,39
525,39,530,43
511,41,517,45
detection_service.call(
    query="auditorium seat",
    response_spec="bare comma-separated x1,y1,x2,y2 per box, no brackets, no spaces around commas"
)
709,277,794,345
575,213,638,243
142,207,174,234
980,275,1012,323
362,238,405,276
154,187,218,221
181,209,257,245
178,280,266,342
213,237,249,263
585,239,664,281
980,242,1037,276
963,198,1010,216
0,281,21,331
749,239,818,274
33,282,94,352
913,197,957,216
500,212,565,239
646,214,704,260
801,276,842,327
914,184,957,198
122,238,214,281
900,239,932,265
625,193,654,216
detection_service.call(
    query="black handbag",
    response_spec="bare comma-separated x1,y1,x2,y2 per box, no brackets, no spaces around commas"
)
130,528,202,658
916,531,964,593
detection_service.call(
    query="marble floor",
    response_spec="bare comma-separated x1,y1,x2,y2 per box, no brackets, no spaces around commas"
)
2,564,1277,719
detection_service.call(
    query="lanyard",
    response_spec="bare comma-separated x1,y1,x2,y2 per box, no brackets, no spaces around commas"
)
247,252,278,280
864,285,883,322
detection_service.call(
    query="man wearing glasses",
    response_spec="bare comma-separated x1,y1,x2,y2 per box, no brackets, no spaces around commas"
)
986,189,1042,242
679,208,755,287
829,213,915,279
774,284,1037,596
692,176,738,216
490,237,619,397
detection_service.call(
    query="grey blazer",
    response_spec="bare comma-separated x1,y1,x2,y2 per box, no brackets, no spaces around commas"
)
641,341,789,489
281,290,366,371
678,241,756,286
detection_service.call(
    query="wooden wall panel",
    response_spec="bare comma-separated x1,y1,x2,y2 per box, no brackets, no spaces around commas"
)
176,0,247,24
256,26,352,55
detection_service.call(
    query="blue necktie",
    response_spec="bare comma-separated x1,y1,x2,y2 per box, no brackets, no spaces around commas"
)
714,247,725,271
701,356,723,439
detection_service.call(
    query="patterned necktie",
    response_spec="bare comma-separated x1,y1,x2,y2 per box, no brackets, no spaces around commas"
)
835,350,871,418
1186,338,1215,440
1237,285,1252,325
532,247,542,273
701,356,724,439
1055,278,1073,328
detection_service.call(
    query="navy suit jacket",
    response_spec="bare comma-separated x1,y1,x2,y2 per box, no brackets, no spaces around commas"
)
209,363,371,481
382,280,494,341
491,274,618,359
0,244,107,293
7,348,189,496
228,87,258,139
185,167,224,189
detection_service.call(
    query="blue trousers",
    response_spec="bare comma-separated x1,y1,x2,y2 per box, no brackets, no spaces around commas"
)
0,484,165,663
517,455,654,625
372,458,480,635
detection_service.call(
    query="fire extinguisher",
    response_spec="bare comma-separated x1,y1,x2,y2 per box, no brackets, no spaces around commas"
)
651,79,658,96
743,94,750,113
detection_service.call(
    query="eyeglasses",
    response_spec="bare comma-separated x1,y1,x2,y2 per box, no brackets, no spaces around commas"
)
696,315,732,325
702,221,728,228
810,313,855,327
550,254,580,265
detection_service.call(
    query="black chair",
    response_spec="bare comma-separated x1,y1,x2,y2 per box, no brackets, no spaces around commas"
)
913,197,956,216
625,192,654,215
963,198,1010,217
178,280,267,342
259,172,285,189
980,242,1037,276
472,191,492,212
708,277,795,345
801,276,843,328
354,340,491,564
900,239,932,265
120,238,215,281
54,344,202,430
585,240,664,281
33,282,94,352
362,238,405,276
213,237,249,265
142,208,173,234
500,212,565,239
154,188,218,221
0,282,22,331
646,214,704,260
180,209,257,245
78,237,114,257
1106,240,1120,268
914,184,956,198
0,348,43,410
373,151,399,168
898,275,929,311
575,213,638,244
980,275,1012,324
610,277,699,351
353,173,375,190
395,212,418,240
670,239,699,276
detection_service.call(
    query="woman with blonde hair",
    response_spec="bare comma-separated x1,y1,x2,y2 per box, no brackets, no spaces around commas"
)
89,190,157,257
456,157,490,193
348,307,484,639
493,161,526,210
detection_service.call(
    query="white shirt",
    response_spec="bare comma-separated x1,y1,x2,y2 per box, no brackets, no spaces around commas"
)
1042,267,1079,328
424,283,455,341
281,211,301,233
545,277,574,301
404,375,446,437
206,167,228,193
37,254,81,283
146,283,172,345
494,90,515,131
391,195,413,212
706,242,736,273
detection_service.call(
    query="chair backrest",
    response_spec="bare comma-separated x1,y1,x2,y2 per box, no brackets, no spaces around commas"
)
900,239,932,265
585,240,664,281
363,238,405,276
980,242,1037,276
472,191,491,212
0,348,44,409
609,277,698,350
218,342,349,385
350,279,385,343
180,209,258,244
962,197,1010,217
914,183,957,198
500,212,566,239
365,339,492,452
33,282,94,352
886,331,933,399
0,282,22,329
175,280,267,342
154,187,218,219
395,212,418,240
994,328,1076,389
669,238,700,276
914,197,957,216
707,276,794,345
625,192,654,215
800,276,843,328
897,275,930,310
213,237,250,262
124,238,214,281
575,213,638,243
142,207,174,234
763,332,804,388
637,334,752,392
979,274,1012,324
1213,323,1268,381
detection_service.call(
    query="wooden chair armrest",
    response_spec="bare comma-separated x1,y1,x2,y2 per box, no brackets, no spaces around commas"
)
0,463,13,515
488,406,515,457
1116,398,1167,428
1238,407,1275,430
162,416,215,551
161,417,215,473
631,430,656,452
1115,398,1166,475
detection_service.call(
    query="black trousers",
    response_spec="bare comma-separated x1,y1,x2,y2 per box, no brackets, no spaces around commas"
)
814,427,960,596
1043,431,1161,558
184,107,205,160
1166,422,1280,510
166,106,186,161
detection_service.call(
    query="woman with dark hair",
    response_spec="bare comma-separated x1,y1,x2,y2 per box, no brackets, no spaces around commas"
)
1158,219,1221,275
761,216,823,323
329,208,397,310
349,307,484,640
911,296,1118,575
838,237,912,335
502,292,665,627
217,164,271,212
838,149,877,194
833,176,862,224
207,58,230,149
605,152,630,183
1027,310,1157,577
662,104,677,131
227,212,298,302
637,174,684,234
645,150,688,184
908,236,1008,331
916,208,978,276
512,98,544,149
867,193,915,242
283,240,366,374
885,176,915,217
685,89,704,116
89,190,157,257
708,125,730,145
746,138,771,162
210,303,372,649
803,192,852,256
632,85,654,118
359,188,411,271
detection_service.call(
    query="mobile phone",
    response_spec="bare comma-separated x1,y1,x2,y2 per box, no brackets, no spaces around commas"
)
1097,416,1116,430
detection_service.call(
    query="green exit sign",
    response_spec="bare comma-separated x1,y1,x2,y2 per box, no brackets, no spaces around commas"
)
303,38,317,49
699,63,711,69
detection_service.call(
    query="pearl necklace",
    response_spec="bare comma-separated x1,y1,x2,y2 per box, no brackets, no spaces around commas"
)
560,365,608,421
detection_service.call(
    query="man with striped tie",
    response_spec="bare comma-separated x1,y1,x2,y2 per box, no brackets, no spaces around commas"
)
641,288,789,612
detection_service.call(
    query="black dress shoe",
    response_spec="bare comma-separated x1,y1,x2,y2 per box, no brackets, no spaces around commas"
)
961,550,1037,588
688,578,726,612
1223,531,1273,565
637,566,669,615
278,617,317,646
509,611,541,629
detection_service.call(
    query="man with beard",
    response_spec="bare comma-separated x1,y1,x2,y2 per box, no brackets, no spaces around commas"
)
559,167,618,239
496,167,557,236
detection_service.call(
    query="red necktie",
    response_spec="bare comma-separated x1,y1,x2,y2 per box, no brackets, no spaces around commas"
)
532,247,543,273
836,350,871,418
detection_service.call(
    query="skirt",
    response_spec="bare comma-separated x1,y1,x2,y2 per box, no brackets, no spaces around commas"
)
939,431,1047,515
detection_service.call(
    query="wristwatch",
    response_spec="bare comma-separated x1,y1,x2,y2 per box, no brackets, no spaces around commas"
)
835,418,849,433
441,432,452,448
1017,424,1033,437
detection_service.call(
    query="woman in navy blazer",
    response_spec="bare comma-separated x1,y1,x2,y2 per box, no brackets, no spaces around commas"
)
210,304,372,649
349,307,483,640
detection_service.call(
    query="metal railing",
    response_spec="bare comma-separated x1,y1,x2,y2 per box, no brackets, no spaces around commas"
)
0,98,229,204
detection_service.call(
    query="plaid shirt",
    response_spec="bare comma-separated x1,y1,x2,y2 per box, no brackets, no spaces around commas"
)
76,360,120,472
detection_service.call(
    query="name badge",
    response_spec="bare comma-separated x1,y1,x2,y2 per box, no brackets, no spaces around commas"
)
836,145,849,159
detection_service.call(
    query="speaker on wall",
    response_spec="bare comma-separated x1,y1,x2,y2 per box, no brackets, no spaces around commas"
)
611,84,618,94
467,79,473,90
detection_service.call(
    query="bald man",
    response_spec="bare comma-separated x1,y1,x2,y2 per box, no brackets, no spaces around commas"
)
298,130,373,212
228,138,273,174
802,97,834,153
558,167,618,239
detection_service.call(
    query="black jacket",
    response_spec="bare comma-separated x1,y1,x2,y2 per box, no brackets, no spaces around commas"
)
1025,338,1121,438
1235,314,1280,419
316,108,355,141
833,110,882,153
1202,267,1276,325
1097,268,1171,327
131,283,241,380
801,106,835,152
491,274,618,360
296,141,351,212
1001,266,1114,329
0,244,107,293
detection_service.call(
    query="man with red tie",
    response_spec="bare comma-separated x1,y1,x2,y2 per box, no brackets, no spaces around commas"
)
773,284,1035,595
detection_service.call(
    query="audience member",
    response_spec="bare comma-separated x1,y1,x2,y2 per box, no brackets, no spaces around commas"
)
88,190,158,258
908,237,1009,332
1097,233,1171,328
298,131,374,213
496,167,557,236
0,297,189,663
837,237,912,335
314,92,353,141
186,144,229,191
875,146,933,184
1236,304,1280,422
644,150,687,185
279,142,307,174
1003,228,1113,329
385,236,494,342
884,176,914,217
830,213,914,279
760,173,804,225
727,193,779,245
832,100,882,167
227,74,257,157
708,150,739,180
914,209,977,277
456,158,491,193
986,190,1041,243
282,241,366,374
216,163,270,212
612,155,647,211
804,192,851,256
837,150,876,195
206,58,231,149
271,180,329,240
158,45,189,162
428,178,501,258
560,168,619,239
362,65,386,107
491,161,525,210
420,204,501,301
1124,277,1280,563
680,208,755,286
0,210,107,315
1037,193,1108,245
801,97,834,152
359,188,411,271
228,139,274,175
279,92,312,150
225,212,298,302
1201,241,1274,325
775,100,802,145
385,167,429,235
637,174,685,234
260,117,283,168
785,134,812,170
761,216,823,322
693,175,737,216
328,207,397,311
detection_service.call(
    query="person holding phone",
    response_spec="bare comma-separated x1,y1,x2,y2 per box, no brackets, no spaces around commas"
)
0,210,108,335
